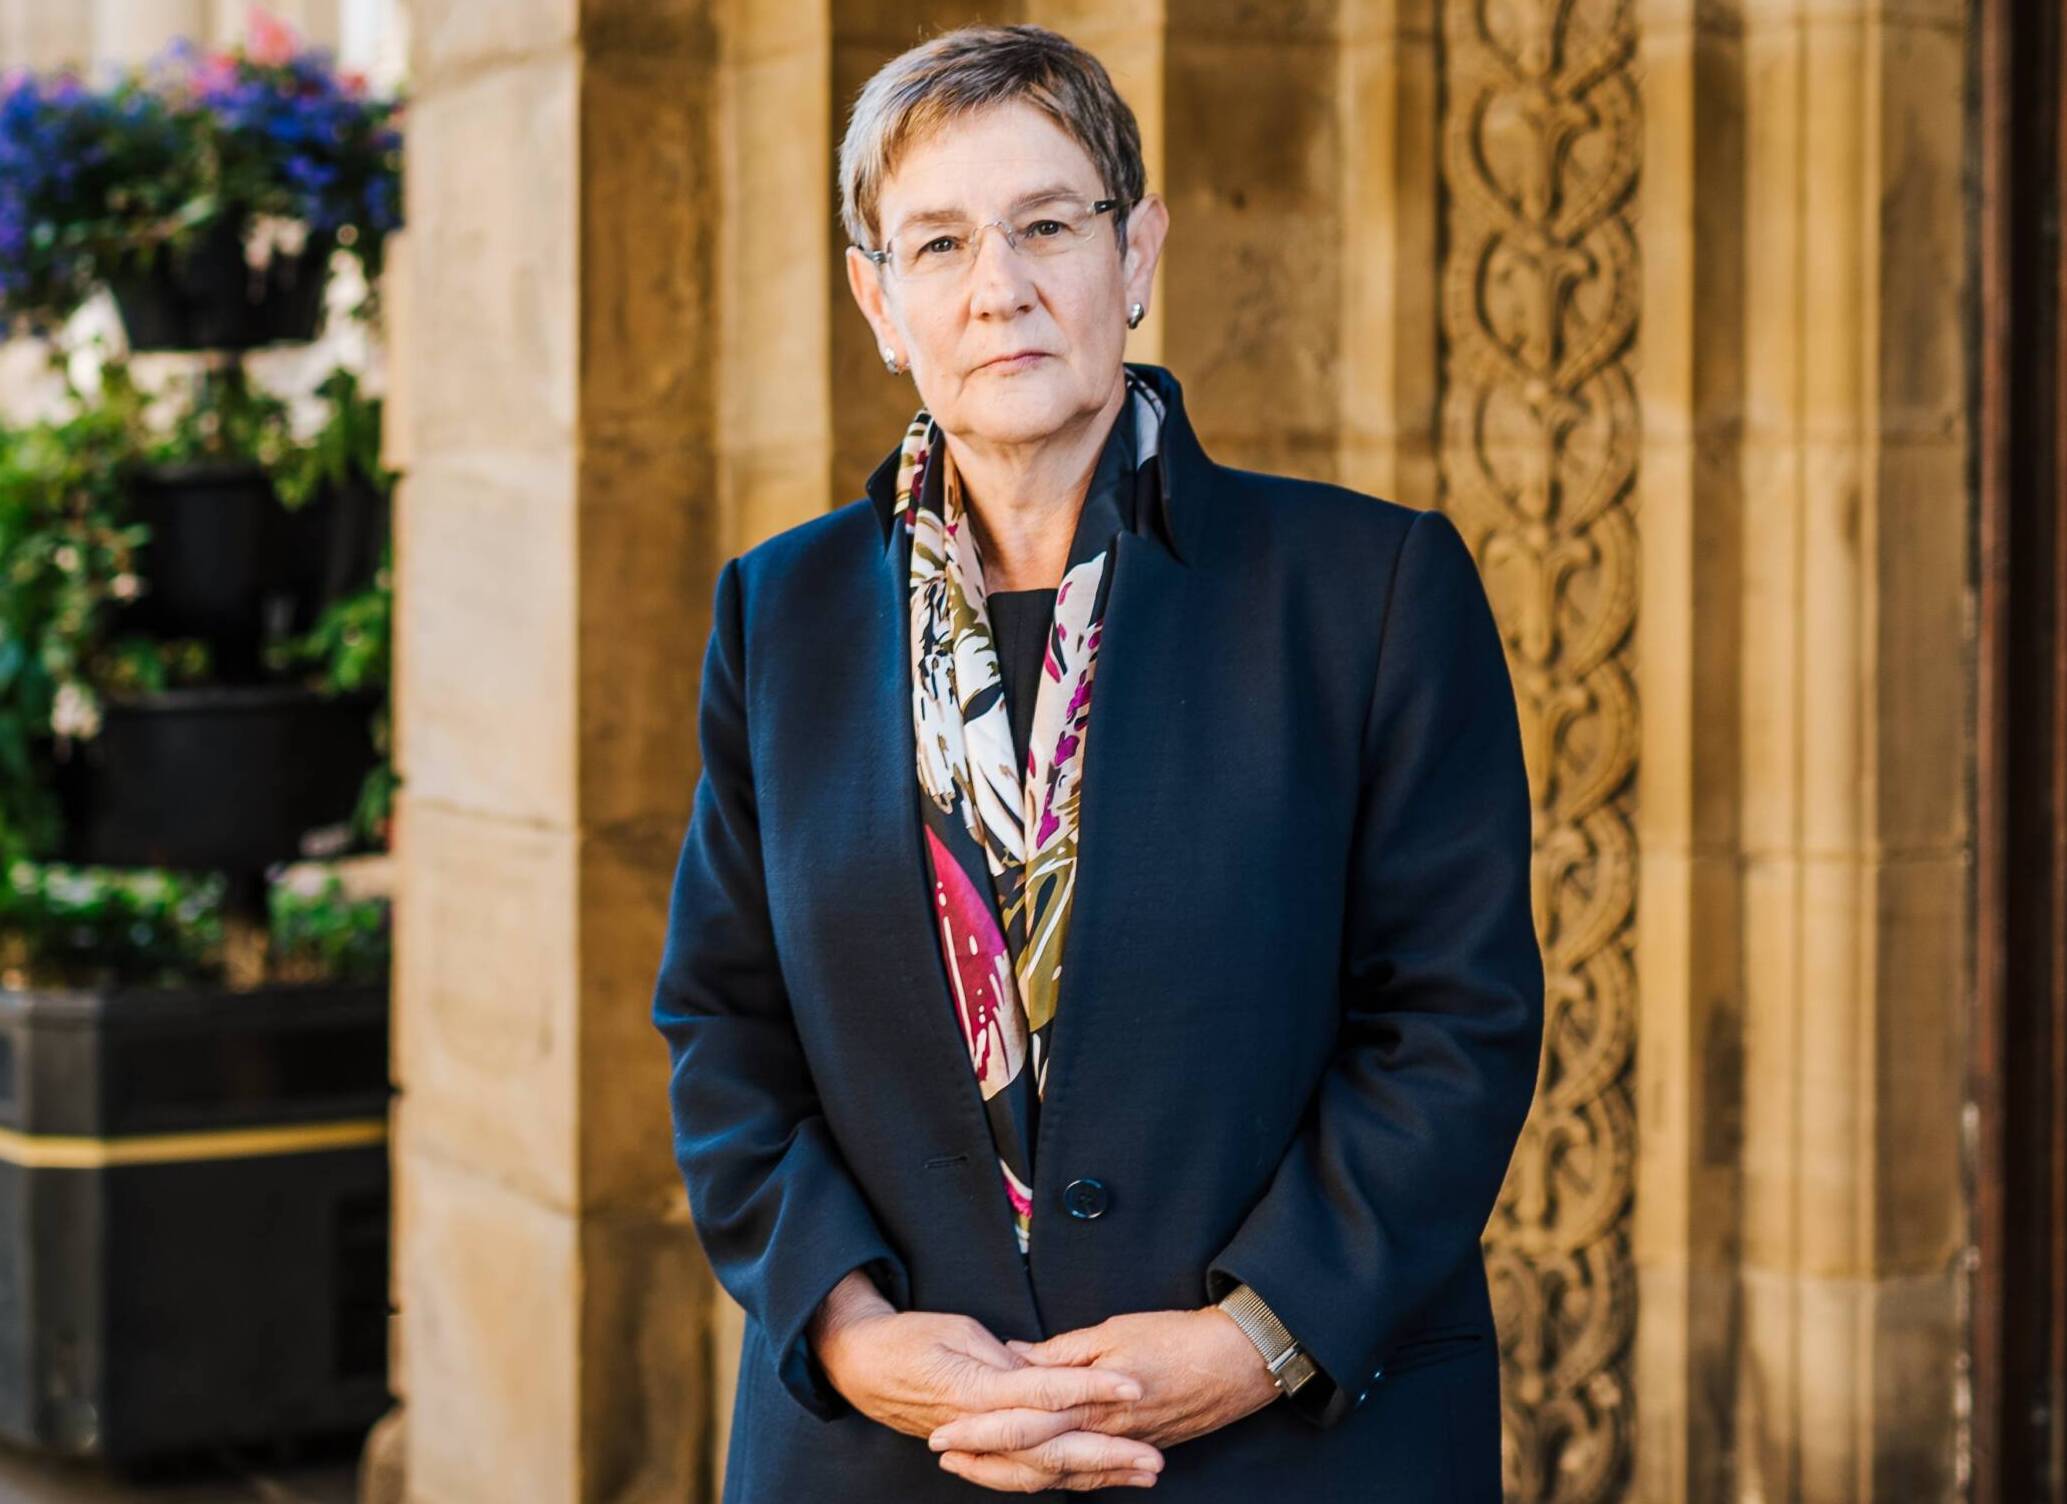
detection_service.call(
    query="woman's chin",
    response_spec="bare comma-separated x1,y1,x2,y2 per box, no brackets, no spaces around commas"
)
955,379,1082,444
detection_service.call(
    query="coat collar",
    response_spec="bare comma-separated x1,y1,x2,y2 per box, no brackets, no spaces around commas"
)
862,361,1210,566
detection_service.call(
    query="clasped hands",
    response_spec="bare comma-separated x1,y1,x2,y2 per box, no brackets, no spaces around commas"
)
806,1268,1283,1493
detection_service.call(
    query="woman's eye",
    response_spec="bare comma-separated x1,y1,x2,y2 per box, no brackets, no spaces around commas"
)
919,236,961,257
1024,219,1066,237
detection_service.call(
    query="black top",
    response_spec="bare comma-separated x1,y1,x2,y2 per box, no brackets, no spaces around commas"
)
987,587,1057,774
977,385,1140,778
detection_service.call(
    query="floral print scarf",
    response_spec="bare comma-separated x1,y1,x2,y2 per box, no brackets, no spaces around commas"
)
892,369,1168,1258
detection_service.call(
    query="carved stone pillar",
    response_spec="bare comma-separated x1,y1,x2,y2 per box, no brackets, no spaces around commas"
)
1438,0,1642,1497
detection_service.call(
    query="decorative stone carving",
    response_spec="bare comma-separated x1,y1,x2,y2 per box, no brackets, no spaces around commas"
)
1439,0,1641,1497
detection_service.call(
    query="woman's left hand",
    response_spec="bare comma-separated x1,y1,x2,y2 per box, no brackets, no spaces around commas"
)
926,1307,1283,1486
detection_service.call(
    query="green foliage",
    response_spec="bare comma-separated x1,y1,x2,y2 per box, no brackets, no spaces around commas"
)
0,858,226,986
0,350,394,862
0,355,213,862
271,365,387,509
0,858,392,988
143,357,295,468
267,868,389,985
264,374,394,845
266,545,394,845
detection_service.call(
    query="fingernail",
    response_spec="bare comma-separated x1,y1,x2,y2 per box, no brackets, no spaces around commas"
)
928,1433,949,1451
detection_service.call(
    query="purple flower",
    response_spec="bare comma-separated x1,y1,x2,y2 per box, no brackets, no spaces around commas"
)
0,41,403,319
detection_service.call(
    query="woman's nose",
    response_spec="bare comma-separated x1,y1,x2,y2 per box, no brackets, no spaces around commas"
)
964,227,1038,317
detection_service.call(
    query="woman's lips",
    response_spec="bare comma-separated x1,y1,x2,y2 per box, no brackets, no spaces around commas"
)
981,352,1047,373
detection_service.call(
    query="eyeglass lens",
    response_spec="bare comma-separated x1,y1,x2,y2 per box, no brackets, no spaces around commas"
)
890,200,1107,275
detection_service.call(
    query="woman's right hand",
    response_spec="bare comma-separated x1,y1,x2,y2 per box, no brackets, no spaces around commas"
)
806,1269,1167,1491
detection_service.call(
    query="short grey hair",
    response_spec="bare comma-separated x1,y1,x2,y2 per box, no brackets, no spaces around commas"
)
837,24,1146,254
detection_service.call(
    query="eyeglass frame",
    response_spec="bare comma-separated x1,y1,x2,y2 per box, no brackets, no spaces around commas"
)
857,196,1129,279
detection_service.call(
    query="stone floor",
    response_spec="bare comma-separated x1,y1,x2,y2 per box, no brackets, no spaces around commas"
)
0,1437,358,1504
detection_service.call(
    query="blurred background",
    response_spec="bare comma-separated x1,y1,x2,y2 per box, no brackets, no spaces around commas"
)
0,2,2059,1503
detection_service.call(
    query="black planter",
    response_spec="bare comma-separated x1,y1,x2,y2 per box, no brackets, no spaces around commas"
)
53,685,381,872
0,979,390,1462
278,469,391,614
120,461,290,679
120,463,390,679
106,215,336,353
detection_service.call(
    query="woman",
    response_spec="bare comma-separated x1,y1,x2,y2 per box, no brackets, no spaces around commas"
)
650,23,1543,1502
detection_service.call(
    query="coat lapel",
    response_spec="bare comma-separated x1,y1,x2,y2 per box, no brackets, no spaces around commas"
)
844,506,1044,1324
1018,528,1197,1283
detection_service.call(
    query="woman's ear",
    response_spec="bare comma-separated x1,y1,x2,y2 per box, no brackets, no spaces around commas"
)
845,245,900,361
1122,193,1170,311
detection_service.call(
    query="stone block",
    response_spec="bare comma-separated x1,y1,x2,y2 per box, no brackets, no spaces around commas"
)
0,0,94,69
1794,852,1870,1276
1337,32,1441,458
395,797,580,1208
1162,35,1342,459
1740,857,1806,1266
1796,440,1866,856
1737,441,1804,856
1874,441,1969,856
577,1210,714,1503
1875,23,1966,440
574,436,718,830
832,0,1029,51
402,56,580,461
396,451,578,825
1739,1267,1961,1503
1740,24,1806,442
581,48,720,434
1871,854,1966,1270
1634,1258,1739,1503
409,0,573,83
1635,847,1745,1261
576,816,702,1211
722,438,837,558
400,1149,580,1504
721,47,833,450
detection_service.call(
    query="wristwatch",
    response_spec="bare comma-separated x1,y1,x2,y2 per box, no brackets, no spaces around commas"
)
1215,1283,1319,1398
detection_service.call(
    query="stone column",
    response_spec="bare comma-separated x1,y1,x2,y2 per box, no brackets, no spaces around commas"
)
1157,3,1344,480
1635,0,1747,1497
1731,1,1969,1498
0,0,93,69
1335,0,1440,508
87,0,207,65
390,3,720,1500
1636,0,1972,1499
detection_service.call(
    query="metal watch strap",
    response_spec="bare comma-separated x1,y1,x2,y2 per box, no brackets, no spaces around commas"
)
1216,1283,1319,1397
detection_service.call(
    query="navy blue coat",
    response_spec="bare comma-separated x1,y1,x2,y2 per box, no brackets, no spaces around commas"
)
650,362,1544,1501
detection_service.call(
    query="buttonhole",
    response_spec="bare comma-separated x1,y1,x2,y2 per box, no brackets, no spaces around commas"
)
923,1153,969,1170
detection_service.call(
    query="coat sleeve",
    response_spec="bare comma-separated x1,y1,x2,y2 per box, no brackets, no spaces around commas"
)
1201,506,1545,1428
651,554,912,1422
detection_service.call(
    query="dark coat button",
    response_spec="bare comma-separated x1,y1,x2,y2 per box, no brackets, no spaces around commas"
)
1062,1177,1109,1219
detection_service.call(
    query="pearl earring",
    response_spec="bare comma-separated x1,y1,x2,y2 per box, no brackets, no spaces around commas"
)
881,346,901,373
1127,302,1145,329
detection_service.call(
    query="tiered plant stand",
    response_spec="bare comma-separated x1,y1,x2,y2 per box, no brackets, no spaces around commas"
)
0,213,393,1464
